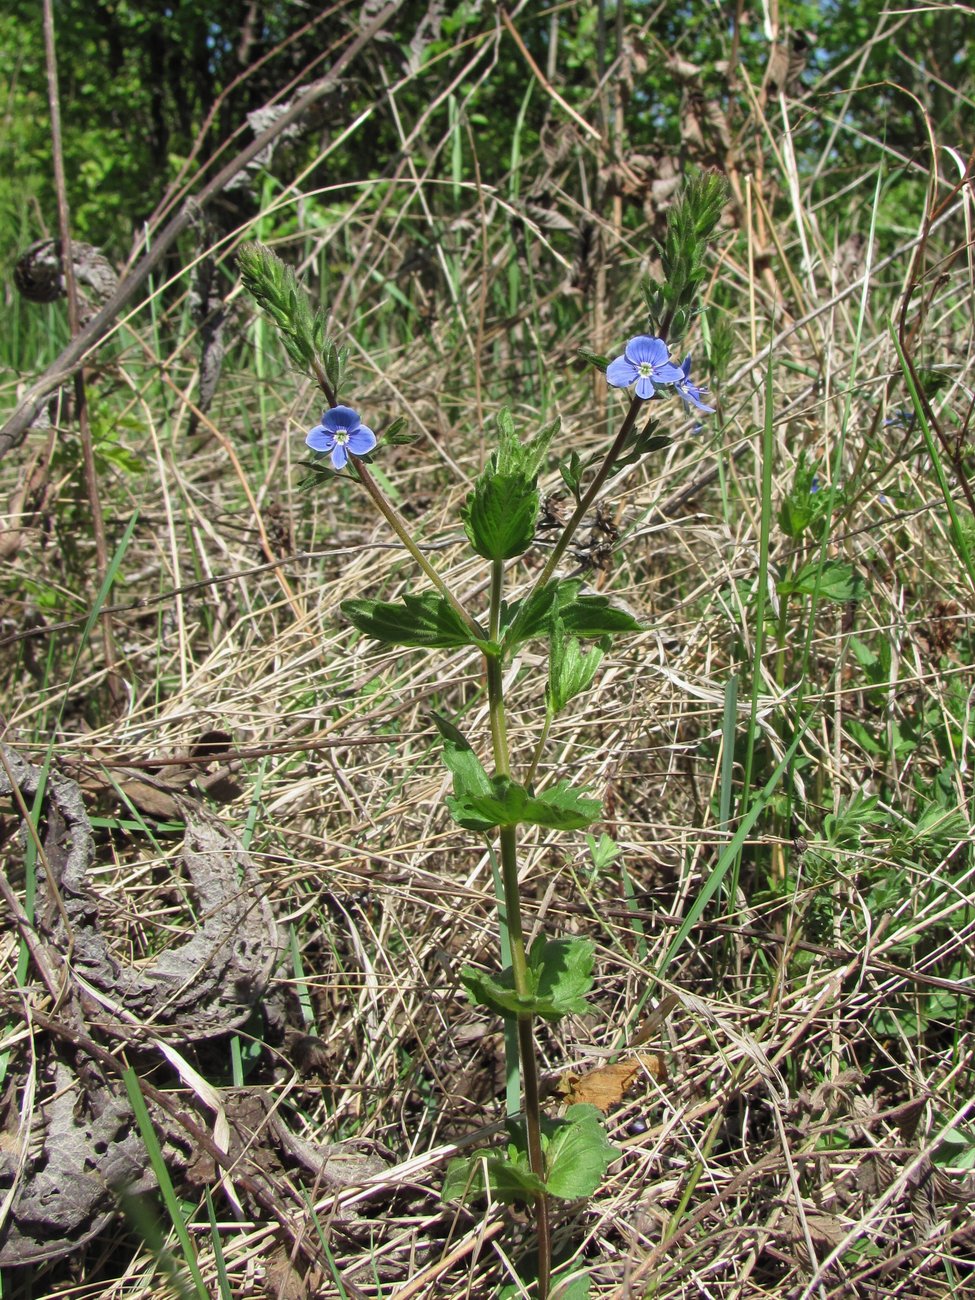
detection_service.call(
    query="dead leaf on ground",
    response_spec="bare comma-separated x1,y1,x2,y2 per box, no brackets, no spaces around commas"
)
559,1052,667,1112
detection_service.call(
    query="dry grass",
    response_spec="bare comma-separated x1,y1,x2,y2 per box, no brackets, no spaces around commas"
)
1,8,974,1298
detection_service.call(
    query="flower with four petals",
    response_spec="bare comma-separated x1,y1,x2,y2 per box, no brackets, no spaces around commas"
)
306,406,377,470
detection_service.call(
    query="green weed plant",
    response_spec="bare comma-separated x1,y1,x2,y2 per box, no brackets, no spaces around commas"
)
240,172,727,1299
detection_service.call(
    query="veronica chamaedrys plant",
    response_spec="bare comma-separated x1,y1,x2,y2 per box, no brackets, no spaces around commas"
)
238,169,726,1299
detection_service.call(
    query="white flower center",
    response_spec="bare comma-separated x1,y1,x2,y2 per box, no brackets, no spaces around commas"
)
638,362,654,378
334,430,349,444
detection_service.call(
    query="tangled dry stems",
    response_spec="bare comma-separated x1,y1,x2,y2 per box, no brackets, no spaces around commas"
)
1,23,974,1297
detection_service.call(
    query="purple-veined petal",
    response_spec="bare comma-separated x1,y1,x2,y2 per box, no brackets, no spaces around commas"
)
306,425,336,453
347,425,377,456
322,405,362,435
651,361,685,384
634,376,657,400
624,335,669,367
330,442,349,470
606,356,638,389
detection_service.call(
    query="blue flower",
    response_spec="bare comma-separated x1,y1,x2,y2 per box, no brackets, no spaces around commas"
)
306,406,376,470
675,356,716,414
883,408,916,430
606,335,684,400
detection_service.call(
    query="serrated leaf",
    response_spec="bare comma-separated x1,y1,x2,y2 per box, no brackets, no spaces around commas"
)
461,965,537,1016
445,783,512,832
530,937,596,1015
442,1149,543,1206
461,937,596,1021
502,579,579,650
342,594,489,650
502,580,638,651
559,595,643,637
432,714,493,802
447,775,601,832
495,406,517,457
520,779,602,829
587,832,620,871
462,471,540,560
779,559,865,603
778,496,816,539
544,1104,620,1199
548,618,607,713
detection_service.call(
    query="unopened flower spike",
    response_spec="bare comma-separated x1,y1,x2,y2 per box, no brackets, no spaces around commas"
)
306,405,376,470
606,335,684,399
676,355,716,414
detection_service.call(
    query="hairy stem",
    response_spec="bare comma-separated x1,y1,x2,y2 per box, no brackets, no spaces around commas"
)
524,705,553,792
487,559,551,1299
351,456,485,640
531,392,644,593
310,358,337,408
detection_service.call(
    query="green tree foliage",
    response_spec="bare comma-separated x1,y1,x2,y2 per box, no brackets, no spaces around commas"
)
1,0,972,287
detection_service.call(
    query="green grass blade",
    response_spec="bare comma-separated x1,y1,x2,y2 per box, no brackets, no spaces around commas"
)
121,1066,210,1300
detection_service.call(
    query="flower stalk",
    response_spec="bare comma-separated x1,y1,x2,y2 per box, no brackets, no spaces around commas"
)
531,392,644,593
351,455,486,642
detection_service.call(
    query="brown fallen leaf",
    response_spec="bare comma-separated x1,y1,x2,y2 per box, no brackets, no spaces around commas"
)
559,1052,667,1112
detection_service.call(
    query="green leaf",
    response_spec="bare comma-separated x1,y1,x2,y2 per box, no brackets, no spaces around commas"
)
916,366,951,399
461,937,596,1020
444,779,514,831
446,776,601,832
846,718,884,755
778,495,816,539
558,449,585,499
342,595,490,651
502,581,641,651
461,411,561,560
530,937,596,1016
577,347,610,372
461,471,539,561
501,1268,592,1299
550,1275,591,1300
779,560,865,603
382,416,415,445
502,580,574,650
559,595,643,637
778,454,833,539
238,242,345,390
442,1149,543,1205
587,832,620,871
544,1104,619,1199
610,419,671,475
548,618,608,713
431,714,493,802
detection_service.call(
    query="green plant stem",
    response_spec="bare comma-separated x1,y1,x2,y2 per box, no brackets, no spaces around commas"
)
351,455,485,640
310,358,337,408
524,704,553,791
531,392,644,593
487,559,551,1300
